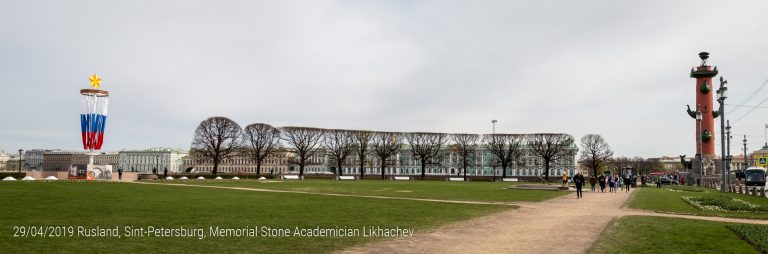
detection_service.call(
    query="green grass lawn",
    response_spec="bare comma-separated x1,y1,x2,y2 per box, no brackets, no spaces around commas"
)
181,179,568,202
589,216,759,254
627,186,768,219
0,181,512,253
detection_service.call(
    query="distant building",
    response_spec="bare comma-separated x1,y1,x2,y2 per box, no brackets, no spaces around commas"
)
73,152,120,170
23,149,50,171
181,151,290,174
0,152,10,170
5,157,23,172
189,144,578,177
658,156,683,171
340,145,577,177
118,148,187,173
42,150,80,171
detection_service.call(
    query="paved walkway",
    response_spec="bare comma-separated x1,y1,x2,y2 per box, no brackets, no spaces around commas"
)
338,189,634,254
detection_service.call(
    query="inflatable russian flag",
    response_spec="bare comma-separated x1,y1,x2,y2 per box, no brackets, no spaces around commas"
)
80,95,108,150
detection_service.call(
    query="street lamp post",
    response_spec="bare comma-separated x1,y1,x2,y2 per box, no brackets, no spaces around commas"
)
156,155,160,176
18,149,23,173
726,121,732,188
492,119,497,180
696,108,703,186
743,136,748,170
717,77,728,192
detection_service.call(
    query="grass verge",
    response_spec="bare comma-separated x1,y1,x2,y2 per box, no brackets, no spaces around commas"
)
588,216,759,254
0,181,511,253
627,187,768,219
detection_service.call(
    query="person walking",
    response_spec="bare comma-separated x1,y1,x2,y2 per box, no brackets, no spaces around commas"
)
574,173,585,198
598,174,606,193
624,175,632,192
640,175,646,187
618,176,624,192
117,168,123,180
163,167,168,178
589,175,597,192
609,175,617,193
655,176,662,188
562,171,569,186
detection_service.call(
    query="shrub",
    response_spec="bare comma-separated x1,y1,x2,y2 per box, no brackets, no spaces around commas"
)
728,224,768,253
0,172,26,179
683,195,768,213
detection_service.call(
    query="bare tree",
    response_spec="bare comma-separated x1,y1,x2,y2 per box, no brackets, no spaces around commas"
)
527,133,576,181
451,133,479,181
579,134,613,177
483,134,525,180
372,132,403,179
352,130,373,179
324,129,355,176
281,127,325,177
242,123,282,176
406,132,448,179
190,116,242,175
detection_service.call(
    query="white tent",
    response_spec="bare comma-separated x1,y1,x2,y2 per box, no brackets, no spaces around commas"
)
45,176,58,181
2,176,17,181
214,176,223,180
180,176,189,180
232,176,240,180
165,176,174,180
196,176,205,180
22,176,35,181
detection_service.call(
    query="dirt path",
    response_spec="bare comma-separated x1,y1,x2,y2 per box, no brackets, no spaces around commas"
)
338,188,633,254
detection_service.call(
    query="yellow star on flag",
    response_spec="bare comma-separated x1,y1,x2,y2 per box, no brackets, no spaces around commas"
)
89,74,102,88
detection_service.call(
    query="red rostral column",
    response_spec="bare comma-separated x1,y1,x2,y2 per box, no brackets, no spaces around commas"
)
688,52,719,156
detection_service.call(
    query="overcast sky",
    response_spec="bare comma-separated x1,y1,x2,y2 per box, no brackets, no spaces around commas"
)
1,0,768,158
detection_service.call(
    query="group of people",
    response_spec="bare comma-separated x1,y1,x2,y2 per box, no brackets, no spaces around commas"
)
567,172,634,199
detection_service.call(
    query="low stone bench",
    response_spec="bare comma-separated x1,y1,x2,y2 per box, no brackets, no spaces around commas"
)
281,175,303,180
447,177,465,182
336,175,357,180
392,176,412,181
501,178,519,182
137,174,158,180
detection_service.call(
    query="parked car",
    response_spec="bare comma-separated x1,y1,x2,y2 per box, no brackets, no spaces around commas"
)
659,177,675,185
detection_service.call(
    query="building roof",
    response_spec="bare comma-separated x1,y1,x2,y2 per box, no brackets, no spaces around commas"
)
119,147,187,153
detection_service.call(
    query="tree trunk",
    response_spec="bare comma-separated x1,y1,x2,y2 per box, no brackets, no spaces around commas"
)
299,158,305,177
213,158,219,175
592,163,598,178
544,160,550,181
256,160,262,176
420,160,426,180
337,161,343,176
463,159,468,181
359,159,364,179
380,160,386,180
502,161,508,178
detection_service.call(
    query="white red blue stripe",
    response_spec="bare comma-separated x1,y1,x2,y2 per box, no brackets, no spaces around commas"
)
81,95,108,150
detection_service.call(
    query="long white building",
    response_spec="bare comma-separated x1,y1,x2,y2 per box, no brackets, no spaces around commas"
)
118,148,187,173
